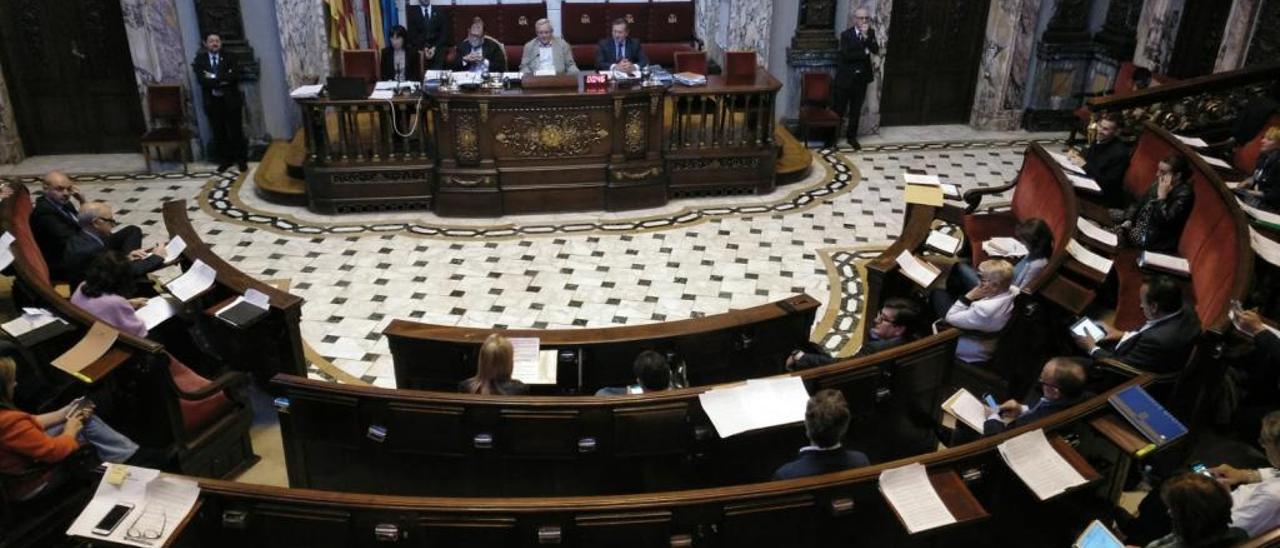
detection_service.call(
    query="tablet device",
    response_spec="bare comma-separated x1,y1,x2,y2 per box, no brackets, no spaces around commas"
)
1074,520,1124,548
1071,317,1106,340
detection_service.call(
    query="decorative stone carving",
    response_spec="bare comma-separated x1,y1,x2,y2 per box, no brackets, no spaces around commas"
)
624,108,646,155
494,114,609,157
455,112,480,163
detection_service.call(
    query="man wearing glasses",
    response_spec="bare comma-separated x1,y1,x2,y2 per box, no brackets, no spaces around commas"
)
32,171,148,276
832,8,879,150
60,202,166,287
981,357,1089,436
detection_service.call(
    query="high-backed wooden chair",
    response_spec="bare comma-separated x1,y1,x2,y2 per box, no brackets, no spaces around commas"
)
673,51,707,75
341,49,380,84
798,72,840,147
139,84,190,173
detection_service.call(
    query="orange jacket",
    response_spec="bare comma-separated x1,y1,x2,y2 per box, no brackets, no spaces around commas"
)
0,409,80,469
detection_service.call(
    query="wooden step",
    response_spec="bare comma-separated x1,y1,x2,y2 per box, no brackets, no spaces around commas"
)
252,129,308,206
775,125,814,185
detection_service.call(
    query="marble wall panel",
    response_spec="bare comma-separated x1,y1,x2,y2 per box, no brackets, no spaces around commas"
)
0,57,22,164
725,0,773,65
1133,0,1185,74
276,0,332,90
1216,0,1260,72
121,0,192,121
970,0,1039,130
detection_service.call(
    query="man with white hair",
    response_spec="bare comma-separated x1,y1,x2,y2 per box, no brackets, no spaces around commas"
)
832,7,879,150
519,19,579,76
32,171,146,278
60,202,165,287
944,259,1018,364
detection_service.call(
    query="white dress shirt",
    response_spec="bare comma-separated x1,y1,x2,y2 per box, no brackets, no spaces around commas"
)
1231,468,1280,538
945,286,1019,363
536,42,555,74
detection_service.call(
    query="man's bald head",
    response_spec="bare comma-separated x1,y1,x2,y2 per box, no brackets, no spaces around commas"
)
1042,357,1087,400
42,171,76,204
77,202,116,237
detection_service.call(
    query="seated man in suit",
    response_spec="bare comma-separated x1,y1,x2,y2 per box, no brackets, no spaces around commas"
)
983,357,1090,436
1224,307,1280,440
1067,114,1131,207
944,259,1019,364
595,18,648,76
31,172,145,278
1073,274,1201,373
453,17,504,73
595,350,671,396
61,202,165,288
519,19,579,76
773,389,869,480
786,297,922,370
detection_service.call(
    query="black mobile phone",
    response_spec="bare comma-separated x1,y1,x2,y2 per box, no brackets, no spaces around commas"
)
92,502,134,536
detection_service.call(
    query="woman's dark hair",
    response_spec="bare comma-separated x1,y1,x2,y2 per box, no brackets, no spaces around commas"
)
390,25,408,41
1161,473,1234,544
1015,217,1054,259
80,251,135,299
1162,153,1192,183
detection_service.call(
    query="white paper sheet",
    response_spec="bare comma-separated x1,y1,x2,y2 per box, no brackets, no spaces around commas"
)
1173,134,1208,148
997,429,1087,500
1198,153,1232,170
1067,173,1102,192
926,230,962,255
425,70,448,81
903,172,941,186
1139,251,1190,274
1,308,61,337
215,289,270,318
158,235,186,265
940,388,989,433
894,250,941,288
135,297,180,331
1250,227,1280,267
165,260,216,302
1046,150,1087,175
289,84,324,98
508,337,558,384
698,376,809,438
941,183,962,199
67,466,199,548
982,237,1028,257
878,463,957,533
1066,239,1113,274
0,231,13,270
1077,217,1118,247
1239,198,1280,226
369,90,394,100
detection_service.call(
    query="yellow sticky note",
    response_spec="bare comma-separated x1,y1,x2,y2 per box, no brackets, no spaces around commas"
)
904,184,944,207
105,463,130,486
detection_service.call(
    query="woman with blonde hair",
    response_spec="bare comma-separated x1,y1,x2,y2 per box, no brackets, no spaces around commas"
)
1237,125,1280,212
0,351,149,500
458,334,529,395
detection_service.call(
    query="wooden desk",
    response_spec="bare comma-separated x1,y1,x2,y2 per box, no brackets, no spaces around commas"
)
293,72,782,216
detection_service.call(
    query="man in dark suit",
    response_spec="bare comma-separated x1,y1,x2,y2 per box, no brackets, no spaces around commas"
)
31,171,144,278
786,297,922,370
60,203,165,288
1074,274,1202,373
1068,114,1132,207
595,350,672,396
192,33,247,173
595,19,648,74
983,357,1091,436
772,390,870,480
407,0,450,70
832,8,879,150
453,17,505,73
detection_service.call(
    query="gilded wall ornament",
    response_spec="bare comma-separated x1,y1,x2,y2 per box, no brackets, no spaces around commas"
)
495,114,609,157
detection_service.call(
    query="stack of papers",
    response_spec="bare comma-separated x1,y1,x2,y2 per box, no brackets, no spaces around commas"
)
902,172,944,207
997,429,1087,500
0,231,14,270
1067,173,1102,193
375,80,420,91
1077,218,1118,247
289,84,324,99
1066,239,1113,275
165,260,216,302
894,250,942,288
1239,197,1280,227
1197,153,1232,170
982,237,1028,258
673,72,707,86
214,288,271,328
925,230,962,255
425,70,448,82
878,463,956,533
941,183,962,200
1250,227,1280,267
369,90,394,100
1047,150,1087,175
67,465,200,547
135,297,180,331
451,72,482,85
1,308,71,345
1173,134,1209,148
1138,251,1190,275
698,376,809,438
903,172,940,186
508,337,559,385
941,388,989,433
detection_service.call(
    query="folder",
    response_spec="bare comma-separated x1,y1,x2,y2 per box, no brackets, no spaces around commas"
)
1108,385,1188,447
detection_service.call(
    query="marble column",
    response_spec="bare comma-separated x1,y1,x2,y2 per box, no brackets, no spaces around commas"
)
725,0,774,65
843,0,890,136
1215,0,1261,72
0,57,22,164
120,0,194,156
1133,0,1186,74
695,0,720,60
970,0,1041,131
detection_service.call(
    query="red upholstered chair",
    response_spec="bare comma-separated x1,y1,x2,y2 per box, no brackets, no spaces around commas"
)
643,43,694,68
724,50,757,84
139,84,190,174
505,45,524,71
673,51,707,75
571,44,597,70
798,72,840,148
1233,113,1280,172
341,49,380,84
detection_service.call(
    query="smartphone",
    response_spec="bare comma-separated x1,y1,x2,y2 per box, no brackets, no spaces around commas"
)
92,502,134,536
983,394,999,409
1071,317,1106,340
1191,462,1213,478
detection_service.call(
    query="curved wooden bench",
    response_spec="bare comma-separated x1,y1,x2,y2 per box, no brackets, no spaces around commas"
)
273,328,957,497
161,200,308,381
171,374,1157,547
386,294,821,393
0,183,256,479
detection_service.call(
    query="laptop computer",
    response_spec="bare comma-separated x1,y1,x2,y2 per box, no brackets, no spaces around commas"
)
325,77,367,100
